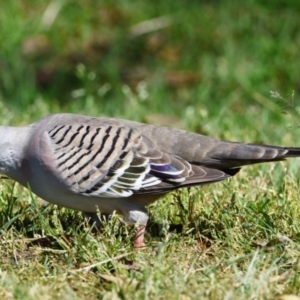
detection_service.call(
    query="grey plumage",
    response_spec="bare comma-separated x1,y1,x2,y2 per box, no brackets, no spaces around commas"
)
0,113,299,247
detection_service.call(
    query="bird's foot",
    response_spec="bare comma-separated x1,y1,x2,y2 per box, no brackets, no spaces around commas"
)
133,225,146,250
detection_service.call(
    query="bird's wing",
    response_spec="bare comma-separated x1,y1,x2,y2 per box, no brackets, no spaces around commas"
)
41,122,235,197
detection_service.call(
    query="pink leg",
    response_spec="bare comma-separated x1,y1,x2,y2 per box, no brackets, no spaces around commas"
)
134,225,146,249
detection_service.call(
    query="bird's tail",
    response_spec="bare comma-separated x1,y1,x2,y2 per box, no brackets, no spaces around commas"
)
197,142,300,169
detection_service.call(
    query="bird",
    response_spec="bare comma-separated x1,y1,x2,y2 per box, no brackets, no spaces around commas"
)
0,113,299,248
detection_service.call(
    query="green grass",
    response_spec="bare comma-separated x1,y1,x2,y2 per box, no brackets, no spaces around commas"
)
1,0,300,299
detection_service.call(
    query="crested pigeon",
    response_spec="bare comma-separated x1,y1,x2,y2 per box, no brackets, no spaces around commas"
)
1,113,300,248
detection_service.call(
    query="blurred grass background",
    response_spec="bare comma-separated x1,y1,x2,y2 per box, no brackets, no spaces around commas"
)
1,0,300,139
1,0,300,299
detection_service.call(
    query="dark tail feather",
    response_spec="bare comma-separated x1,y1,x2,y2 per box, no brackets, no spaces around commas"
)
284,147,300,157
198,143,300,169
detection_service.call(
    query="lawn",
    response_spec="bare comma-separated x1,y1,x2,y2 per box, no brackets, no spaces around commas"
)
1,0,300,299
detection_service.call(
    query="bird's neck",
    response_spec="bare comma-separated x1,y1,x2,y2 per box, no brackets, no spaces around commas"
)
0,126,32,182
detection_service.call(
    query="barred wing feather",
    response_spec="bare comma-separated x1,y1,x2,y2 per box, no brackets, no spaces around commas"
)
45,122,234,197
